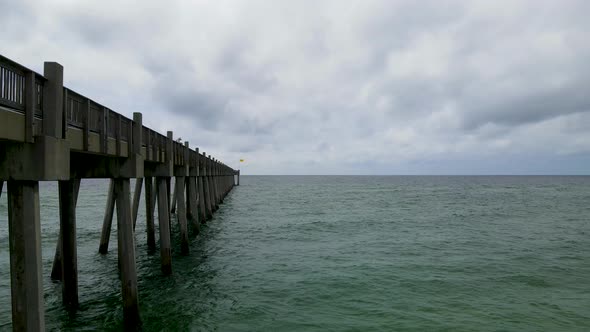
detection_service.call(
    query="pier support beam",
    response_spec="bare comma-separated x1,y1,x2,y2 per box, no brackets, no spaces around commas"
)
144,177,156,251
208,158,219,212
58,179,81,308
185,179,193,222
157,177,172,275
175,176,189,255
51,233,62,280
99,179,116,254
209,175,217,212
132,178,143,230
170,181,177,214
201,153,213,220
211,167,220,209
197,174,208,223
114,178,141,327
7,181,45,331
187,177,199,234
202,172,213,220
166,177,172,224
51,179,80,281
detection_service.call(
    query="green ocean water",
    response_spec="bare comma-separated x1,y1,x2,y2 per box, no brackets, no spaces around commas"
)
0,176,589,331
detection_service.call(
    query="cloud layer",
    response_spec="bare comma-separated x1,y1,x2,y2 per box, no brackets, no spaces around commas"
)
2,0,589,174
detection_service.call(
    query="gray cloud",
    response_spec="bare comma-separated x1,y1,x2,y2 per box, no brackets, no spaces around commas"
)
2,0,589,174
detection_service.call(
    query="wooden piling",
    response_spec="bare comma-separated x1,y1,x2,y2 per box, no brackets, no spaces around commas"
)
217,165,223,203
202,165,213,219
186,178,193,221
7,181,45,331
165,177,172,224
208,156,219,212
175,176,189,255
131,178,143,229
58,179,80,308
114,178,141,327
51,235,62,280
170,180,177,214
99,179,116,254
144,177,156,251
156,177,172,275
52,179,80,281
211,159,220,209
197,173,207,223
195,149,207,223
187,177,200,234
208,174,217,212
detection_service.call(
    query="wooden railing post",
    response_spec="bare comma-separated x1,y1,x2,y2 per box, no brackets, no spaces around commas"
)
101,107,108,153
83,99,90,151
132,113,142,155
116,114,121,156
166,131,173,219
24,71,35,143
42,62,63,138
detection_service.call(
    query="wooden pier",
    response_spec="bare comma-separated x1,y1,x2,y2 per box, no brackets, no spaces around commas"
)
0,54,240,330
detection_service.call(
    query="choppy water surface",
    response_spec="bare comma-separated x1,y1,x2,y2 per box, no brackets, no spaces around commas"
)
0,176,589,331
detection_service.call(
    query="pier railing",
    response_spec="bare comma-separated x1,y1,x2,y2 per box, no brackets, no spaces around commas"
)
0,54,237,172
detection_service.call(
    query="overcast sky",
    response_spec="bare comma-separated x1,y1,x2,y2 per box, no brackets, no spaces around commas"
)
2,0,589,174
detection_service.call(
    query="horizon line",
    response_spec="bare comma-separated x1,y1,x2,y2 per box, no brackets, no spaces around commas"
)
237,174,590,176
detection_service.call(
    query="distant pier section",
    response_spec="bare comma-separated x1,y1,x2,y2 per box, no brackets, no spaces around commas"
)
0,54,240,330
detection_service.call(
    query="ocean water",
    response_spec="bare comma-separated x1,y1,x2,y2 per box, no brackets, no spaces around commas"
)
0,176,589,331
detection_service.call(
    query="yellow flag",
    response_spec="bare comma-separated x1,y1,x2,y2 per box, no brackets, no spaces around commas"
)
240,159,245,162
